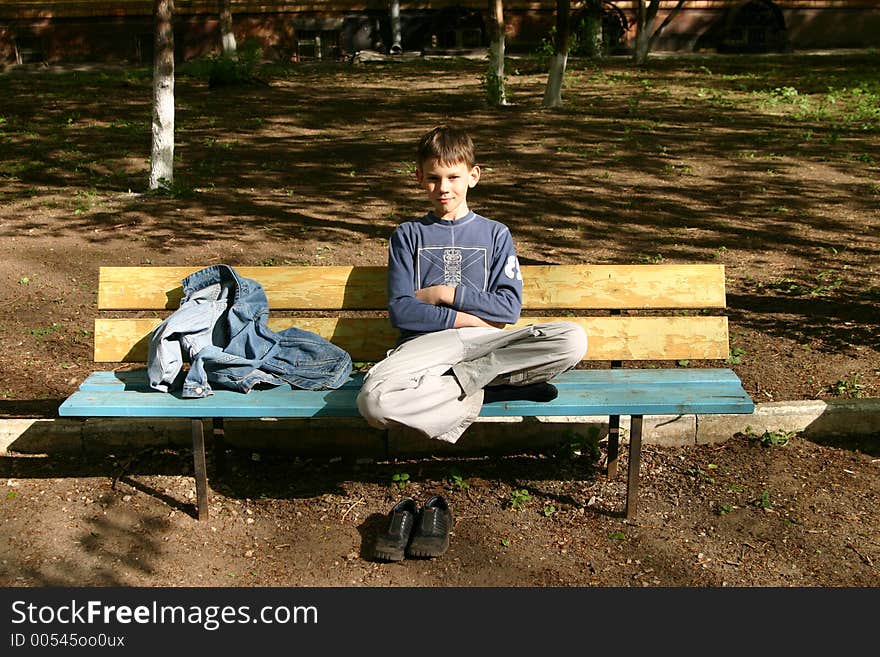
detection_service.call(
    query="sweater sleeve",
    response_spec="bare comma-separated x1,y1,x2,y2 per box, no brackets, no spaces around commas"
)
452,226,522,324
387,226,456,333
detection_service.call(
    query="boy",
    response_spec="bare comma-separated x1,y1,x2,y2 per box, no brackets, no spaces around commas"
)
357,126,587,444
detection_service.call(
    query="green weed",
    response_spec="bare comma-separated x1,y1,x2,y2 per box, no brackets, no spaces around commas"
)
391,472,410,490
727,347,746,365
508,488,531,511
756,86,807,111
28,323,60,337
394,162,417,175
753,490,772,510
764,270,843,298
556,427,601,460
662,163,694,176
809,270,844,296
543,504,557,517
447,469,470,490
191,39,265,87
71,189,101,215
829,375,865,398
685,465,715,484
744,427,794,447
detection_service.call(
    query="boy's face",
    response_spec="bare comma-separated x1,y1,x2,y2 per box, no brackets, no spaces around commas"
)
416,157,480,221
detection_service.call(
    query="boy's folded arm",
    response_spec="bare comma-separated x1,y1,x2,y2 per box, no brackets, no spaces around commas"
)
452,284,521,325
391,289,505,331
388,293,456,332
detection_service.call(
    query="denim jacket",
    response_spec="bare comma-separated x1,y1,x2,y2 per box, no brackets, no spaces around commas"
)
147,264,353,398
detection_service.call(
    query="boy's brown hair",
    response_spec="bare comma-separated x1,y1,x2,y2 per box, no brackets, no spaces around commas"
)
416,125,476,170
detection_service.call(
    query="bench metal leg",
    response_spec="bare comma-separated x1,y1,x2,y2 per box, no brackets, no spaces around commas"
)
625,415,644,520
607,414,621,479
191,419,210,521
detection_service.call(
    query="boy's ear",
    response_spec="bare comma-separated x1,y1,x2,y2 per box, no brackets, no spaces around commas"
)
415,166,424,185
468,165,481,188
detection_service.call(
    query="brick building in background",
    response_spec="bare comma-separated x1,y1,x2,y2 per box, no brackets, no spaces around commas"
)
1,0,878,65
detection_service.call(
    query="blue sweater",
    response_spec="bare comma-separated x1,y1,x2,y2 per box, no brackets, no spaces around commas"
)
387,211,523,344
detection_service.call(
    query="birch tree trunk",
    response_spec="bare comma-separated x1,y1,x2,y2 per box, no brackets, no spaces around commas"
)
390,0,402,54
149,0,175,190
486,0,507,105
542,0,570,108
219,0,237,57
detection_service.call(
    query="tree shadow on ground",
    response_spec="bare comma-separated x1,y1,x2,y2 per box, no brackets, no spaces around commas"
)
0,445,608,518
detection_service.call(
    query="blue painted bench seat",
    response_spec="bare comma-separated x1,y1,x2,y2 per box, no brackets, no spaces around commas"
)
60,264,756,521
60,368,753,418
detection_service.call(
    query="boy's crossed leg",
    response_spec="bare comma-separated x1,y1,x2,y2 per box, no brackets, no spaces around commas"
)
357,322,587,443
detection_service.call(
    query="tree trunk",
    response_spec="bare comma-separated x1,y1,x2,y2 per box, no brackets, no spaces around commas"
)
149,0,175,191
486,0,507,106
583,0,604,58
645,0,688,56
632,0,684,65
219,0,237,57
633,0,649,64
542,0,570,108
390,0,402,54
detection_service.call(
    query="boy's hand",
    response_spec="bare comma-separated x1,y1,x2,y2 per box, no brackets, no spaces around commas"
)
415,285,455,306
453,312,506,329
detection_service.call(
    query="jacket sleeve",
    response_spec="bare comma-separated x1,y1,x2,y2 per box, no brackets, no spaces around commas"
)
147,317,185,392
147,297,214,392
386,226,456,333
452,226,522,324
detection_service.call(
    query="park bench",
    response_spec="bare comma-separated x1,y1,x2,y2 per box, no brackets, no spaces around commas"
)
59,264,754,521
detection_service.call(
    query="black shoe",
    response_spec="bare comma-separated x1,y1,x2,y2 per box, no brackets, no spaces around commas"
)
407,495,453,559
372,498,418,562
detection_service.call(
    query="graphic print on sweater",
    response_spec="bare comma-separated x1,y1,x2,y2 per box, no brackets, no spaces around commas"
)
417,246,489,291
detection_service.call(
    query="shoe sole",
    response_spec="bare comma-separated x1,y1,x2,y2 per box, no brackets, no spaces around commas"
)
406,537,449,559
373,547,405,562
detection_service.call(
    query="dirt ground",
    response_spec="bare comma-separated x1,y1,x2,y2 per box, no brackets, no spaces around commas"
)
0,52,878,587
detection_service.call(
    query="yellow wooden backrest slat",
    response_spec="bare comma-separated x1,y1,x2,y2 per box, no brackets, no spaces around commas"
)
95,316,730,364
97,266,388,310
98,264,726,311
